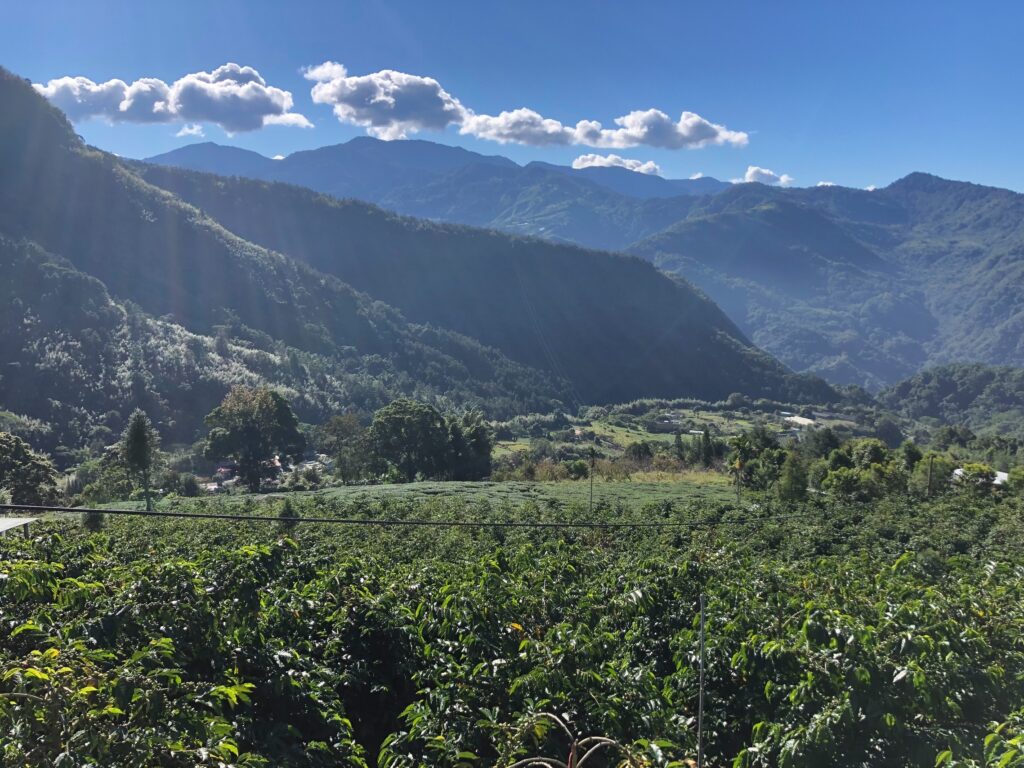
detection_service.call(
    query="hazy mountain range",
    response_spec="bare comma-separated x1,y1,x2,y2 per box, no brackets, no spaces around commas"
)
148,141,1024,391
0,66,825,453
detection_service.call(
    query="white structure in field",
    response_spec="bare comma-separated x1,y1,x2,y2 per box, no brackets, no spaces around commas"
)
953,468,1009,486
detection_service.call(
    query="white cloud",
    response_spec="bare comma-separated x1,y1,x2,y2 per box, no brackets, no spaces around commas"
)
303,61,348,81
272,154,285,160
120,78,173,122
734,165,795,186
865,184,877,191
573,109,748,149
305,63,466,140
168,64,311,133
33,76,129,122
176,123,204,138
572,153,661,175
461,108,573,145
816,180,836,187
689,172,705,180
34,63,311,133
304,60,748,150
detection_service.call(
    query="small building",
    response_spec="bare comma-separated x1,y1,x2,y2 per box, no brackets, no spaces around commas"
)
784,415,816,428
953,468,1009,486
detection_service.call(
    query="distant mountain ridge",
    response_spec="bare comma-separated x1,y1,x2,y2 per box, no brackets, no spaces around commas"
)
630,175,1024,389
145,139,728,249
146,138,1024,391
0,65,827,451
135,161,830,406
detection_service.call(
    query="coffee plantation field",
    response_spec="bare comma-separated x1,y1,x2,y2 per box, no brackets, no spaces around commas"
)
3,491,1024,767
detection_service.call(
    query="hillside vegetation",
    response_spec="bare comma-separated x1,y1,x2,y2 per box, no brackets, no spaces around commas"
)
879,363,1024,440
0,66,829,452
2,491,1023,767
631,178,1024,389
148,138,1024,390
133,163,830,406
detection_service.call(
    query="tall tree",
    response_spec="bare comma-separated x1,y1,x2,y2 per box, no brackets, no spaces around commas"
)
317,414,376,483
446,409,493,480
121,409,160,511
699,430,716,467
204,387,305,492
0,432,57,505
776,451,808,502
370,399,448,482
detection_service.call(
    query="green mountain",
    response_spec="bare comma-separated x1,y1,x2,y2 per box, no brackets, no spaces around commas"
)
628,177,1024,389
879,363,1024,440
145,140,723,250
146,140,1024,391
0,66,828,451
134,163,831,405
628,196,933,388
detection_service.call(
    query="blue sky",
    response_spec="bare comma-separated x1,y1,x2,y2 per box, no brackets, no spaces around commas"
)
4,0,1022,190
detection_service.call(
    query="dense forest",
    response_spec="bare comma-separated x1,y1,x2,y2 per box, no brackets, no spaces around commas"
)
879,363,1024,440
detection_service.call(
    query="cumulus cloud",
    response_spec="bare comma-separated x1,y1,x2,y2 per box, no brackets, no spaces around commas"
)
33,76,129,122
816,180,836,187
689,172,705,179
305,63,466,140
572,153,661,175
34,63,311,133
461,108,573,145
865,184,877,191
272,154,285,160
176,123,204,138
573,109,747,149
304,60,748,150
734,165,795,186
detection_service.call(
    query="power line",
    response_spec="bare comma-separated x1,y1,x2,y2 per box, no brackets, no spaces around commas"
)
1,502,832,530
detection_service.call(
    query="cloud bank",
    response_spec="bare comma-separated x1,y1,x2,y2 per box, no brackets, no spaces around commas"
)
734,165,795,186
304,61,748,149
34,63,311,134
572,153,661,175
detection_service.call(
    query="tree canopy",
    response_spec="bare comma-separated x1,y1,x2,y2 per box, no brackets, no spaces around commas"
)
204,387,305,492
0,431,57,505
121,409,160,510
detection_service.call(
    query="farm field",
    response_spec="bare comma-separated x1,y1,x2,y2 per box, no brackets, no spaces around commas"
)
96,475,738,514
3,490,1024,767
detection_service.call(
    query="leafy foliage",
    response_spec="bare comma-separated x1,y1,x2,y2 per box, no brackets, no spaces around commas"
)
879,363,1024,441
204,387,305,491
121,409,160,510
2,490,1024,766
0,431,57,504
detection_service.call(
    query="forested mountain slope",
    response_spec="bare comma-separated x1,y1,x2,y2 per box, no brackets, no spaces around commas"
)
135,163,832,405
879,363,1024,439
629,177,1024,389
0,66,831,450
0,236,558,454
147,140,1024,391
